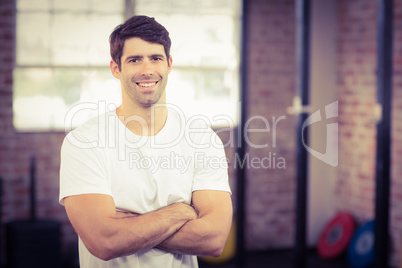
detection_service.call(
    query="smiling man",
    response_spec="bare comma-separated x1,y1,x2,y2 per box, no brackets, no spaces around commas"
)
59,15,232,268
116,37,171,109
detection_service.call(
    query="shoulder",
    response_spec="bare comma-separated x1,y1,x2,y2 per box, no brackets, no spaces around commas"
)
63,111,113,150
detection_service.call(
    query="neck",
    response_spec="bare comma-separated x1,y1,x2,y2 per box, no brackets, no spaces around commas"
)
116,100,168,136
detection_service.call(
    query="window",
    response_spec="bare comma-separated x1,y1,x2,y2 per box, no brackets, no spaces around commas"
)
14,0,124,130
13,0,240,131
135,0,241,127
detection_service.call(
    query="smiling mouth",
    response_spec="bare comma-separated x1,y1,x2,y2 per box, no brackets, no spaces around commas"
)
136,81,158,88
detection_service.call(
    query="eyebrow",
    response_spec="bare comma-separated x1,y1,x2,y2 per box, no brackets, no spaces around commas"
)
150,54,166,59
125,54,166,62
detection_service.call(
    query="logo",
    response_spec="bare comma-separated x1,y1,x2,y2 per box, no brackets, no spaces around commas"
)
63,100,339,169
302,101,338,167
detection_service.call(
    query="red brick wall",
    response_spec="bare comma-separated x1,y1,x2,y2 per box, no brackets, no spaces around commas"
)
391,0,402,265
0,0,76,264
244,0,296,249
336,0,402,265
336,0,378,222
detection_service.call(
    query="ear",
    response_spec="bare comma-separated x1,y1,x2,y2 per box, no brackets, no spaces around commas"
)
110,60,120,79
167,56,173,75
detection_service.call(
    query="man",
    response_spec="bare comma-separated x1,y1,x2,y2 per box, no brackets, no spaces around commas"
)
59,15,233,267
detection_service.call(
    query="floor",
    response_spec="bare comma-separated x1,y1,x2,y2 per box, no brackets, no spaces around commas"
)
198,249,351,268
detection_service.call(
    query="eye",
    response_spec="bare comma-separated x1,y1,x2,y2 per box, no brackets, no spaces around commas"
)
152,57,163,62
129,59,139,63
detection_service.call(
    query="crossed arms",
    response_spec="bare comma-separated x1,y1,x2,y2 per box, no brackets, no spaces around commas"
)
64,190,232,261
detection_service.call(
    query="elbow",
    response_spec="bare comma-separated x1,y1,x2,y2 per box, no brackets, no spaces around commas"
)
88,245,115,261
96,252,114,262
95,247,116,262
92,236,144,261
209,246,225,258
85,237,120,261
205,236,227,257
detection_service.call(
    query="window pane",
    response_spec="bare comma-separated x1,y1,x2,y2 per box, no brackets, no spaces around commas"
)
199,0,239,14
16,13,51,65
134,0,170,13
51,14,122,66
53,0,90,11
167,69,238,125
89,0,124,13
168,69,232,100
87,14,124,65
17,0,51,11
13,68,56,129
198,70,232,99
53,0,124,13
14,0,125,131
154,15,236,68
136,0,239,15
51,13,90,65
58,68,122,129
13,68,121,131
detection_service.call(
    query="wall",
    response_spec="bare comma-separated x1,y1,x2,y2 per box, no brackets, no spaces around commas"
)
391,0,402,265
336,0,402,266
336,0,378,223
244,0,402,263
244,0,297,249
0,0,77,265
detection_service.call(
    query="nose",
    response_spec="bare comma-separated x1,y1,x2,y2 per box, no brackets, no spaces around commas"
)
140,60,153,77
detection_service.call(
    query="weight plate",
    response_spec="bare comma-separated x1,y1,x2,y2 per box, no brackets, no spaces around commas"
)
347,220,375,268
317,212,356,259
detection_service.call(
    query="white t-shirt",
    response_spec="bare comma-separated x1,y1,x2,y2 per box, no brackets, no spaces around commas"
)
59,108,231,268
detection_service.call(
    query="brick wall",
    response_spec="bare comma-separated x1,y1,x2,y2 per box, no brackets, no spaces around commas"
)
244,0,296,250
243,0,402,263
391,0,402,265
336,0,402,266
0,0,76,264
336,0,378,221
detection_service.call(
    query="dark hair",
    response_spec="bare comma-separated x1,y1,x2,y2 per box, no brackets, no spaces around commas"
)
109,15,171,70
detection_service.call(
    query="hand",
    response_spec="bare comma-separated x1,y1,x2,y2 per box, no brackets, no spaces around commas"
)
186,203,198,221
182,203,198,221
168,203,198,221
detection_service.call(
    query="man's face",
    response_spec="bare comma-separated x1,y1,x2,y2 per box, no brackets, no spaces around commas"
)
112,37,172,108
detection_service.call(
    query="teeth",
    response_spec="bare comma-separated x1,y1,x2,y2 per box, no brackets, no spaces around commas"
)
137,82,156,88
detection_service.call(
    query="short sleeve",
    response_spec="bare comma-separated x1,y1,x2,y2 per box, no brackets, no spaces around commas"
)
59,132,113,205
191,129,231,194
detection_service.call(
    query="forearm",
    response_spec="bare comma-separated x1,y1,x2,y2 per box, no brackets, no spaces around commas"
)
157,214,231,257
115,209,225,256
156,191,233,257
105,204,193,258
66,197,197,261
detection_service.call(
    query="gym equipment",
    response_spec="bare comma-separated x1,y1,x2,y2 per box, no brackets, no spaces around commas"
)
347,220,375,268
317,212,355,259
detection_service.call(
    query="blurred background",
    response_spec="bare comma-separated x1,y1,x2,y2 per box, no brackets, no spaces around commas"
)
0,0,401,267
